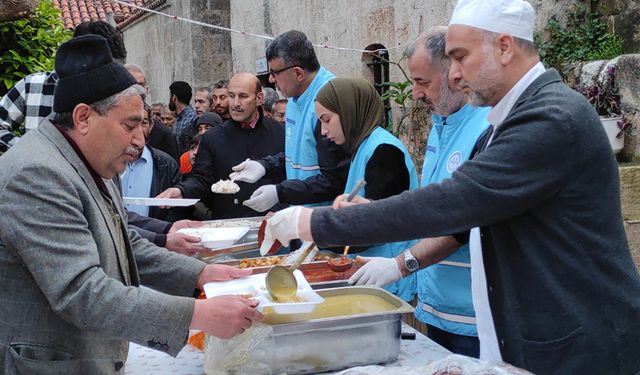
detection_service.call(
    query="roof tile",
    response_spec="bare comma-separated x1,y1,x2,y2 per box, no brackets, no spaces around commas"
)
52,0,167,30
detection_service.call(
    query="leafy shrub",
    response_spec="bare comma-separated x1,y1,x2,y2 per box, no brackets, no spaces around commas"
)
0,0,70,95
535,3,623,75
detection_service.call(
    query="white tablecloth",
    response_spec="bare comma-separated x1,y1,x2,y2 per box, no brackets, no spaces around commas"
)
125,323,450,374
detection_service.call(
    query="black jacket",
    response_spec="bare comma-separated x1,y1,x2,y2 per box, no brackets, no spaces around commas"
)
310,70,640,374
176,115,285,219
259,119,350,205
147,119,179,161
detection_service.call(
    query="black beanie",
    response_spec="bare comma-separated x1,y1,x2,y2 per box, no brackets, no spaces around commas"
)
53,35,137,113
196,112,223,128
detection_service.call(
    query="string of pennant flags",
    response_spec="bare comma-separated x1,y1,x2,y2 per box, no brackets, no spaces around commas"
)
110,0,426,55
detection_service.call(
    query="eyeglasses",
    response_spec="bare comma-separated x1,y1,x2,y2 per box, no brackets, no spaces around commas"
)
269,65,299,77
152,112,162,117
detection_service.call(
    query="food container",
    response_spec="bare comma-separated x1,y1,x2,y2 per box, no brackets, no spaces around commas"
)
202,269,324,314
203,286,414,375
201,216,263,229
194,217,264,260
214,253,363,287
178,227,250,249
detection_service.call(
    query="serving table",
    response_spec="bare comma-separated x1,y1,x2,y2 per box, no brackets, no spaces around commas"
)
125,322,450,374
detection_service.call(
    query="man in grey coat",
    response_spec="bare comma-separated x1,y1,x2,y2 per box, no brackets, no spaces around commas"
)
0,35,262,374
260,0,640,373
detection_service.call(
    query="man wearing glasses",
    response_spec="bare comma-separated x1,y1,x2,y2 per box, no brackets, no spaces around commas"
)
232,30,349,213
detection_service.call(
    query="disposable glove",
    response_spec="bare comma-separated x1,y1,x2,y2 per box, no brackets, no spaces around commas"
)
284,242,319,265
243,184,279,212
259,206,302,256
348,256,402,287
230,159,266,183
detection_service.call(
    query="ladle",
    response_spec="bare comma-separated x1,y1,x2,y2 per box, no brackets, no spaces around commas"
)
265,179,366,302
327,246,353,272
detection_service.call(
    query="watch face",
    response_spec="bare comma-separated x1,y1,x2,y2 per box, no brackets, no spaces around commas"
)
406,258,419,272
405,251,419,272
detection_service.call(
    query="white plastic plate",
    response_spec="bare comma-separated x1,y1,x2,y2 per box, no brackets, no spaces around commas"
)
122,197,199,206
203,270,324,314
178,227,250,249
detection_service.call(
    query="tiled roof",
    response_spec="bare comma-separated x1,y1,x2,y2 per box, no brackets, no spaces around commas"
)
52,0,166,30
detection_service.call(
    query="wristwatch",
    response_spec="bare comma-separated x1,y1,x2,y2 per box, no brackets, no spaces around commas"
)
403,250,420,273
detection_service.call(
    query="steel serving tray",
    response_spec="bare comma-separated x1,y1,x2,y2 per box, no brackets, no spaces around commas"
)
204,286,414,375
194,216,263,260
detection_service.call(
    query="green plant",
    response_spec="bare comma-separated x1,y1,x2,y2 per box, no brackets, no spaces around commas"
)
535,3,623,75
380,79,413,132
0,0,70,95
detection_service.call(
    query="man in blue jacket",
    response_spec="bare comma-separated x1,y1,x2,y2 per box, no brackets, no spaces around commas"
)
231,30,350,212
398,27,490,357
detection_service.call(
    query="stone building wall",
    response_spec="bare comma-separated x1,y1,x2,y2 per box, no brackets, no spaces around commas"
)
122,0,232,104
229,0,584,82
230,0,456,84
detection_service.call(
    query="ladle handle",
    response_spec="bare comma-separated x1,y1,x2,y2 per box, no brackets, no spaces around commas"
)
288,242,316,272
288,180,366,272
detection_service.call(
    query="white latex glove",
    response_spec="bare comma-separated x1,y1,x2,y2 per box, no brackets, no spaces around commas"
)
243,184,279,212
230,159,266,183
348,256,402,287
259,206,301,256
284,242,319,265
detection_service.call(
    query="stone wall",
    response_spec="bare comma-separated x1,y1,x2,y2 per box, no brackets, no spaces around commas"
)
121,0,232,104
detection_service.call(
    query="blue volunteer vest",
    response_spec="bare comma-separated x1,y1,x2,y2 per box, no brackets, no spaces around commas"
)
344,127,419,302
416,104,490,336
284,66,335,181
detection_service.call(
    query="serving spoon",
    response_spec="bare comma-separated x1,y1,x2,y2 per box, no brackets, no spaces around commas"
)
265,179,366,302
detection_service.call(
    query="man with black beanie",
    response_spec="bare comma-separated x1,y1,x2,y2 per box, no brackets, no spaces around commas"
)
0,35,262,374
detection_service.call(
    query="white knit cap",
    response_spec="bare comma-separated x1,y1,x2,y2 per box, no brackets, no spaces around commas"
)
449,0,536,42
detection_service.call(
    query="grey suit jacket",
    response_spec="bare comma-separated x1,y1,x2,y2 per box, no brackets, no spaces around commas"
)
0,121,207,374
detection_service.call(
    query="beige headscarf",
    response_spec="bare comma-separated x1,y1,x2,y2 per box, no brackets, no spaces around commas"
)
315,78,385,155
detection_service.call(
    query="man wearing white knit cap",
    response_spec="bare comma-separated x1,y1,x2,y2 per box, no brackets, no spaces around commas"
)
443,0,640,373
260,1,640,373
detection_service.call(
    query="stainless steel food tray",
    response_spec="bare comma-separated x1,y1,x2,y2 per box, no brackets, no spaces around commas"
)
195,216,263,260
204,286,414,375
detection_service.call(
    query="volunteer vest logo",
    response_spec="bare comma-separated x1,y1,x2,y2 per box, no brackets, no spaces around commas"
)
446,151,462,173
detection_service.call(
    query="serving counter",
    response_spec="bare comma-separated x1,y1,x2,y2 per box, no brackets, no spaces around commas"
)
125,322,450,374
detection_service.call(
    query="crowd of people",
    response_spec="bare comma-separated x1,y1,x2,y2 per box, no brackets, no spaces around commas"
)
0,0,639,374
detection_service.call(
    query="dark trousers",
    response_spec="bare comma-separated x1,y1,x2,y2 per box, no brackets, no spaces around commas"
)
426,324,480,358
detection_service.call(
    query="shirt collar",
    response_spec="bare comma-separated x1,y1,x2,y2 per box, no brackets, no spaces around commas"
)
240,111,260,129
133,146,152,164
487,62,546,128
53,124,108,194
176,105,194,119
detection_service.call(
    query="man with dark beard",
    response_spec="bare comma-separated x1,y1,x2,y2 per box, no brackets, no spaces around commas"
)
168,81,197,153
211,79,231,121
259,0,640,373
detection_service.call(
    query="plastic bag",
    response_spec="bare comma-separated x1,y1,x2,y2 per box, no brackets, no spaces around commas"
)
333,354,533,375
425,354,533,375
203,322,275,375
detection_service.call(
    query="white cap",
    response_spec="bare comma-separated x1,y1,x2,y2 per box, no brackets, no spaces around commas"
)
449,0,536,42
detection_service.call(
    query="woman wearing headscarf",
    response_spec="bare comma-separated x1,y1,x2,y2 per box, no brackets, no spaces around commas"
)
315,77,419,301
